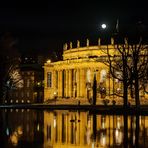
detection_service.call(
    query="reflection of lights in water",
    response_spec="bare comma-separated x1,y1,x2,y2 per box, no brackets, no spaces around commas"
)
37,124,40,131
100,134,106,146
54,117,56,128
86,128,91,145
115,128,119,137
91,142,95,148
86,117,91,145
139,116,141,125
133,134,135,145
17,126,23,135
10,132,18,146
115,128,123,145
117,117,121,129
10,126,23,146
6,128,9,136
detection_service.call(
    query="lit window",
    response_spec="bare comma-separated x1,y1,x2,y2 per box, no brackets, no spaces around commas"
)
27,79,30,87
27,92,29,97
86,69,91,82
21,92,24,97
27,100,30,103
47,72,52,87
16,92,18,97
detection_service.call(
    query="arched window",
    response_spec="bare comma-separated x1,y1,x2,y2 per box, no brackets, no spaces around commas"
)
86,69,91,83
100,70,107,83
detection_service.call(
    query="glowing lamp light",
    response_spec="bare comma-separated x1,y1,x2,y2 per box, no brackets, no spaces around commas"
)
101,24,107,29
47,59,51,63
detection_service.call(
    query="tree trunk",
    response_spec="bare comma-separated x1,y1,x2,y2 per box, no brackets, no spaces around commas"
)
135,76,140,108
123,80,128,108
134,60,140,108
93,74,97,105
123,57,128,108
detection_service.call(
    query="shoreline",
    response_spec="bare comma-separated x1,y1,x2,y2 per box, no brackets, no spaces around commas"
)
1,103,148,115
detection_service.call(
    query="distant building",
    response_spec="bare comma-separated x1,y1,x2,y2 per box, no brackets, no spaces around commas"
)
7,55,44,104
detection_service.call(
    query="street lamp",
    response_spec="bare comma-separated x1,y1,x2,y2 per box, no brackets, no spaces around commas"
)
47,59,51,64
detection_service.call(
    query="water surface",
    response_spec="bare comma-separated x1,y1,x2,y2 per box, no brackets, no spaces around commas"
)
0,109,148,147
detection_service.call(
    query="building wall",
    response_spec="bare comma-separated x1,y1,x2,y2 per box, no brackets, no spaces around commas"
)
44,40,117,102
44,39,148,102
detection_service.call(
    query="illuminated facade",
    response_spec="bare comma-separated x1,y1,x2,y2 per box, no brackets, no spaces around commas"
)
44,38,148,103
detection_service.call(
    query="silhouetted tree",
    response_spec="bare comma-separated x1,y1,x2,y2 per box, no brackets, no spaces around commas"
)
106,37,148,107
0,32,22,103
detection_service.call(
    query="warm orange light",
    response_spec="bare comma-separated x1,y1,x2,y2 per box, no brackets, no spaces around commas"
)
47,59,51,63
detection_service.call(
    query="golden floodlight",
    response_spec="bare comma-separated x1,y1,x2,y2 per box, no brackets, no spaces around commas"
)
47,59,51,63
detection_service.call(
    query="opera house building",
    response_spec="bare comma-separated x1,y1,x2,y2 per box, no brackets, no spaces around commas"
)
44,38,147,104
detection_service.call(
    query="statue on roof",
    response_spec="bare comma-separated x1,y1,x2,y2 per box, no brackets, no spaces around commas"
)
77,40,80,48
111,37,114,45
86,38,89,47
124,38,128,45
98,38,101,46
70,42,72,49
63,43,68,50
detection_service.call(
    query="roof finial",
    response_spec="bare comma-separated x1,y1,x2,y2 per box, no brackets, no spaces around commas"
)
77,40,80,48
98,38,101,46
70,42,72,49
86,38,89,47
124,37,128,45
111,37,114,45
63,43,68,50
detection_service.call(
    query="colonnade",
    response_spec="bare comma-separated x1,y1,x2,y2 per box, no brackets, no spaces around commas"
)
48,67,115,100
51,68,88,99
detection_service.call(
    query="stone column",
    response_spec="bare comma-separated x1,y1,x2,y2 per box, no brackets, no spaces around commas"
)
52,70,56,90
76,69,80,98
65,70,69,97
69,69,72,98
79,69,85,98
58,70,63,97
73,70,77,98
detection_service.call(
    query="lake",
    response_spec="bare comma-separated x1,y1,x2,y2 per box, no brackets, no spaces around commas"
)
0,109,148,148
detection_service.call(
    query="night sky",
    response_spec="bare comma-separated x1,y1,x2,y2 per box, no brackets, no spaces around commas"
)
0,0,147,56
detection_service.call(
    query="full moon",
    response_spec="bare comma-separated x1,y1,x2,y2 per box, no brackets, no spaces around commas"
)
101,24,107,29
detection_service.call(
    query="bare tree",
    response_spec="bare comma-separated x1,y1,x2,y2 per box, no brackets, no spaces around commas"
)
0,32,22,103
105,37,148,107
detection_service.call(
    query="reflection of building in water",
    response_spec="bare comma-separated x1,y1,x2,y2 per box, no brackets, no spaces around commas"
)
44,38,148,102
43,111,148,147
1,110,148,147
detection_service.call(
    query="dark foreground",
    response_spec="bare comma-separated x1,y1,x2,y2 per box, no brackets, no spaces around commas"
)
1,103,148,115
